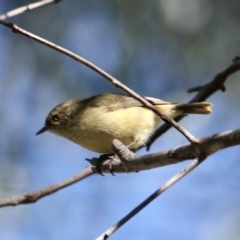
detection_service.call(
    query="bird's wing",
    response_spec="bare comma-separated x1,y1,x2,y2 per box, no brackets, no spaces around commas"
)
143,96,172,105
105,94,172,112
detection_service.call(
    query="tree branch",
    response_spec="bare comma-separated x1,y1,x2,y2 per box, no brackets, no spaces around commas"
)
0,0,61,20
96,158,203,240
0,167,93,207
1,129,239,208
95,128,240,239
146,58,240,150
0,19,199,144
92,129,240,173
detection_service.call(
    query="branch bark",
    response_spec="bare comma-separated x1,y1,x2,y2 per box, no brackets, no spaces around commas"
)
0,129,239,208
0,167,93,207
93,129,240,173
96,158,202,240
0,0,61,20
146,58,240,150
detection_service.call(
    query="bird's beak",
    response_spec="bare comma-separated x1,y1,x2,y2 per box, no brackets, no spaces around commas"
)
36,126,48,135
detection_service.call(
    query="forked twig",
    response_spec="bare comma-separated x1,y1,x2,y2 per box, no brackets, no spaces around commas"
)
96,157,204,240
146,58,240,150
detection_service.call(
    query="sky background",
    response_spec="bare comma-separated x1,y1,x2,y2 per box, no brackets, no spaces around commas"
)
0,0,240,239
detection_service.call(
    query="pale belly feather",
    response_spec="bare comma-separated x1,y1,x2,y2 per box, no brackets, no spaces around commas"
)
68,107,162,153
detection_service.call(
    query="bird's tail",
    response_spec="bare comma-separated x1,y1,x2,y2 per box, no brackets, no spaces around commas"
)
175,102,212,114
155,102,212,118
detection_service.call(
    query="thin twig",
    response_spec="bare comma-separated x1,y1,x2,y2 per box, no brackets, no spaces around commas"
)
0,20,198,144
0,167,93,207
96,158,203,240
146,58,240,150
0,0,61,20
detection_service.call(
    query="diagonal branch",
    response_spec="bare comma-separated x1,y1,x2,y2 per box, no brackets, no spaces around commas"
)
0,0,61,20
0,167,93,207
96,157,203,240
0,19,198,144
146,58,240,150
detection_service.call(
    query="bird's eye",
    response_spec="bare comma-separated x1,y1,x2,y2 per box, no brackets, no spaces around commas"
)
52,114,60,122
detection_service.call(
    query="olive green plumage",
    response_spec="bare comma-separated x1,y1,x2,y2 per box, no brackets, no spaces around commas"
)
37,93,212,153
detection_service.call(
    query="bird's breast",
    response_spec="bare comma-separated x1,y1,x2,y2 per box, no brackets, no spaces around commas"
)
62,106,162,154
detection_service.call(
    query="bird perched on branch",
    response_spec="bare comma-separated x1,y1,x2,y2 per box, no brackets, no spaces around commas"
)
36,93,212,153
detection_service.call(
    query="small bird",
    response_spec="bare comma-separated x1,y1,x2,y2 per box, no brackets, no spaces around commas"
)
36,93,212,153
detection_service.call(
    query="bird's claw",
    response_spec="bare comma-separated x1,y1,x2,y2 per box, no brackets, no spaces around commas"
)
95,154,117,176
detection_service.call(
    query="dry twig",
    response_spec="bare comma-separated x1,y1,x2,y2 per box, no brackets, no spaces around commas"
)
0,167,93,207
0,0,61,20
146,58,240,150
96,158,203,240
0,19,198,144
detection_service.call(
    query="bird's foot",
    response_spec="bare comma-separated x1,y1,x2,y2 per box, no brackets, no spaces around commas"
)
95,154,118,176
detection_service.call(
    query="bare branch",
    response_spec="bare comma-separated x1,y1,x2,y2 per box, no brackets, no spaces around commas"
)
0,128,239,208
0,0,61,20
0,20,199,144
93,129,240,173
97,128,240,238
0,167,93,208
147,58,240,150
96,158,203,240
